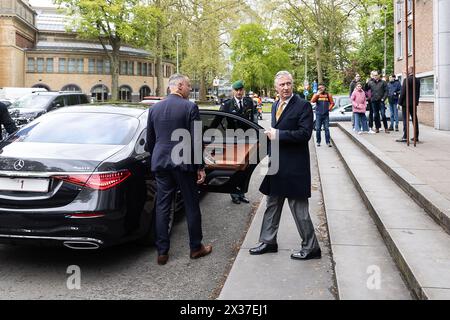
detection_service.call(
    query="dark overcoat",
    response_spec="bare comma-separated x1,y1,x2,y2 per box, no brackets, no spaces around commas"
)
259,94,314,199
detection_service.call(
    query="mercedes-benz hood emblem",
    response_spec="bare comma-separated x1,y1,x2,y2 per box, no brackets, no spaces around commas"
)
13,160,25,171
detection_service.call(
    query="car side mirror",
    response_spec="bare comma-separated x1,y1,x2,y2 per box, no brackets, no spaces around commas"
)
341,110,345,114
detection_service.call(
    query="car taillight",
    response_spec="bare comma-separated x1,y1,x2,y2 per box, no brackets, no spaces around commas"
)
53,170,131,190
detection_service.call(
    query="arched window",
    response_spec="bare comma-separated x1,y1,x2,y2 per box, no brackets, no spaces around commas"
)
32,83,51,91
91,84,109,102
119,85,132,102
61,84,82,92
139,85,151,100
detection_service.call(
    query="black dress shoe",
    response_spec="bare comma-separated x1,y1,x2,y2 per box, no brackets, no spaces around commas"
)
239,196,250,203
231,198,241,204
249,242,278,255
290,248,321,260
396,138,407,142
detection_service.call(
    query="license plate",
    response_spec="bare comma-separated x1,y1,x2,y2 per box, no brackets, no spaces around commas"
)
0,177,50,193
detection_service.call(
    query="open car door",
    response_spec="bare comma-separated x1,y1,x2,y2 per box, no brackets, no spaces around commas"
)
198,110,265,194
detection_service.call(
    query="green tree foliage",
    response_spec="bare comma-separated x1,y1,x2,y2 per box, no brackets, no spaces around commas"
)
230,23,292,96
55,0,161,100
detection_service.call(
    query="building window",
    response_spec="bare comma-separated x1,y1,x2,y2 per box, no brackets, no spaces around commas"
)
27,58,35,72
119,85,132,102
407,0,412,13
128,61,134,75
139,85,151,100
149,63,153,76
397,32,403,59
137,62,142,76
142,63,148,76
91,84,109,102
46,58,54,73
36,58,44,72
120,61,127,75
407,25,412,55
61,84,82,92
89,59,95,73
396,2,403,22
78,58,84,73
59,58,66,73
97,59,104,74
105,60,111,74
68,58,77,73
420,76,434,98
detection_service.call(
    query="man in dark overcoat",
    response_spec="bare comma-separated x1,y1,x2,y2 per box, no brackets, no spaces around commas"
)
396,66,421,142
249,70,321,260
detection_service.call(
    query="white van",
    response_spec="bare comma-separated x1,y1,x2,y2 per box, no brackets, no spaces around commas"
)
0,87,48,104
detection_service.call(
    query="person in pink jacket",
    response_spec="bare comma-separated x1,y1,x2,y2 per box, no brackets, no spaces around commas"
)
351,83,372,134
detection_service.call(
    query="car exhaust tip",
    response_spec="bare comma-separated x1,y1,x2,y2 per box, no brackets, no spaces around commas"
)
63,241,100,250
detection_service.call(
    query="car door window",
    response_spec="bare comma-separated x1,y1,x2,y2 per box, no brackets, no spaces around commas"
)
199,111,263,194
67,94,79,105
52,96,65,108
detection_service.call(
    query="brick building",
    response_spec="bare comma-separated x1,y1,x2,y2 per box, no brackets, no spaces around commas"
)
394,0,450,130
0,0,175,102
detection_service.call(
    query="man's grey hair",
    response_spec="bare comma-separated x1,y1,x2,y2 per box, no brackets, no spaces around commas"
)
168,74,189,88
274,71,294,86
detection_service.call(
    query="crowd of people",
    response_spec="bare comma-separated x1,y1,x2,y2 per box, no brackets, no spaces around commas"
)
313,67,420,145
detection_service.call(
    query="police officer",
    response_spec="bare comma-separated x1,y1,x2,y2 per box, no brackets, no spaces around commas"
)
220,80,255,204
0,101,17,140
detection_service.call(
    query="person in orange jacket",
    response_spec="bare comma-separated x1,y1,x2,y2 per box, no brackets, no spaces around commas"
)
311,84,334,147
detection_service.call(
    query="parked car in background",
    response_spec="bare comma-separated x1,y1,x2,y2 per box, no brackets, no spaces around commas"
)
0,87,47,104
8,91,89,128
0,105,264,249
262,97,275,104
140,96,164,107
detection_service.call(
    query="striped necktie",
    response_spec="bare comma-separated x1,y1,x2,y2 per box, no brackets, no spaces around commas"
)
276,101,286,121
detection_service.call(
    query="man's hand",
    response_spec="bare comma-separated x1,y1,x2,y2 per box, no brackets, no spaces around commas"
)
264,128,277,141
197,168,206,184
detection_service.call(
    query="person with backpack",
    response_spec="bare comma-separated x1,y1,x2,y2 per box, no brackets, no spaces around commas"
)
311,84,334,147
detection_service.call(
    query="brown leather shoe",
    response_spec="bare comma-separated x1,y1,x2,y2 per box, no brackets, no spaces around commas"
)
190,244,212,259
157,254,169,265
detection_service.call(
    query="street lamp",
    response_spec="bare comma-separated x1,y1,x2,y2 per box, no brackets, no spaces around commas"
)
176,33,181,74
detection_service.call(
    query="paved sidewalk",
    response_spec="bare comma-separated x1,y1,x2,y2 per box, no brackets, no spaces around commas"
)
218,141,336,300
342,122,450,202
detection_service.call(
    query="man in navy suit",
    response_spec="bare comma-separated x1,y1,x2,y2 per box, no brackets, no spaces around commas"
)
147,74,212,265
249,70,321,260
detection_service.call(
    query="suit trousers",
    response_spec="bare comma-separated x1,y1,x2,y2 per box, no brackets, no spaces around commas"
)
259,196,320,252
402,104,419,140
155,170,203,255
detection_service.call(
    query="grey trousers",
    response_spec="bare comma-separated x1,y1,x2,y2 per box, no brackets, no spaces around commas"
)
259,196,320,252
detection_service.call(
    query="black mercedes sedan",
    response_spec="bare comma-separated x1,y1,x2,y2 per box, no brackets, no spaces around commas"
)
0,105,263,249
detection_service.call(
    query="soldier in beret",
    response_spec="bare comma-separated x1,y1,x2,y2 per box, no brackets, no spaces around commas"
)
220,80,256,204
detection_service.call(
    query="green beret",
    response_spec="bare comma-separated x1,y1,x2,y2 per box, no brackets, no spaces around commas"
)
232,80,244,90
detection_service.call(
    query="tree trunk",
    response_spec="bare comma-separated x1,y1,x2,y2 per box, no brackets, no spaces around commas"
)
199,73,207,101
315,44,323,84
110,46,120,101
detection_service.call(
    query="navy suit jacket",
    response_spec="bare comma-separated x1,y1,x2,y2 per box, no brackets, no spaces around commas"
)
146,94,203,172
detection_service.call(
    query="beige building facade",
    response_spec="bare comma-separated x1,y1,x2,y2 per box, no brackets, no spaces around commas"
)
0,0,175,102
394,0,450,130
